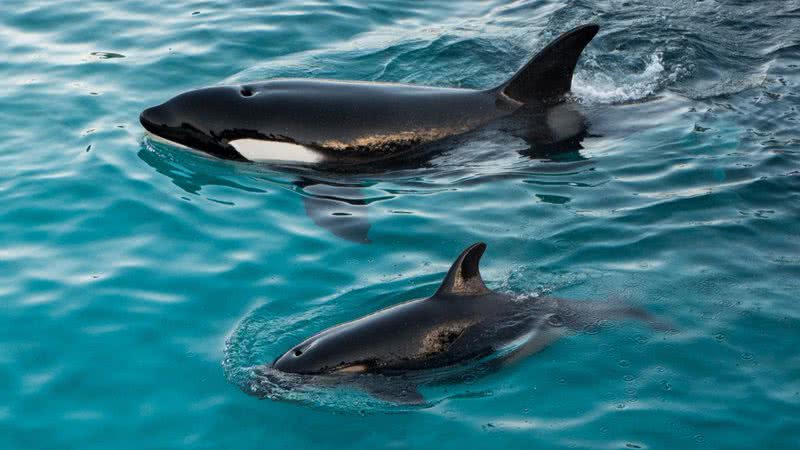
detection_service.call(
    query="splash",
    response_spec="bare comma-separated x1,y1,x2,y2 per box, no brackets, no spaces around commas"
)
572,52,679,104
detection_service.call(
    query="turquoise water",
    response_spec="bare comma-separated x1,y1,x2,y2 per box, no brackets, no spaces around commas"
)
2,0,800,448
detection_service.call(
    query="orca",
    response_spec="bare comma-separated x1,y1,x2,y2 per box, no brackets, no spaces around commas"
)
140,25,600,166
263,243,669,404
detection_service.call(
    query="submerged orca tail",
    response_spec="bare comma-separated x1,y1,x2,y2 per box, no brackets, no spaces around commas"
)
497,24,599,104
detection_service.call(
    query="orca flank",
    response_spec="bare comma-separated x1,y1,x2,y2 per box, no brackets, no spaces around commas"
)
140,25,600,165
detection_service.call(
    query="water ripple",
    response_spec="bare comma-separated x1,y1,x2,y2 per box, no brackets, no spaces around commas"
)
2,0,800,448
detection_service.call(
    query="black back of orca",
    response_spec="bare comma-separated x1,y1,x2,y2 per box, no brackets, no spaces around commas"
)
269,243,527,376
140,25,600,164
263,242,668,404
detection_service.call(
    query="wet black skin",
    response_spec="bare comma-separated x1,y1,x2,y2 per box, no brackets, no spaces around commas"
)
271,243,528,375
270,243,667,378
140,79,519,162
140,25,600,164
272,289,525,375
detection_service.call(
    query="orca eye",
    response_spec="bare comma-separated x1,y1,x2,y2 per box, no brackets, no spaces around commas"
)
240,87,254,97
293,349,303,357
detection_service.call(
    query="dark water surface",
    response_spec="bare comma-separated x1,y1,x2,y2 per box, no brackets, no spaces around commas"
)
1,0,799,448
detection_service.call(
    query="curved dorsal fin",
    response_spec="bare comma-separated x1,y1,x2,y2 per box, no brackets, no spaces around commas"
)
434,242,490,298
496,24,599,103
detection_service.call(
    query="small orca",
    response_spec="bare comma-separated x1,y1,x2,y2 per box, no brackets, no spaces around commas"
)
265,243,669,404
140,24,599,166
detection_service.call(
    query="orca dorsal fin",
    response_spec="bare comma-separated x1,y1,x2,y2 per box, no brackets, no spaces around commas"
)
497,24,599,104
435,242,490,298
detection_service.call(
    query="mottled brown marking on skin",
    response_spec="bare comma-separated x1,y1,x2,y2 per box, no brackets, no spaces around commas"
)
421,321,474,355
450,267,486,294
319,126,474,153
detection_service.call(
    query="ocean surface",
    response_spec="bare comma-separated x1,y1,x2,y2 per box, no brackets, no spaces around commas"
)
2,0,799,448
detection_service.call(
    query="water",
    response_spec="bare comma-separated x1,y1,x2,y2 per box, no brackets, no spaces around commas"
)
2,0,799,448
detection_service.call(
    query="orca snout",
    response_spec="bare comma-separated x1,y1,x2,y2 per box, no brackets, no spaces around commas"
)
139,91,249,161
272,346,304,373
139,104,174,133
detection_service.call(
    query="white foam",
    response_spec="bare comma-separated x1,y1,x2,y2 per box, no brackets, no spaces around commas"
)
229,138,323,163
573,52,678,104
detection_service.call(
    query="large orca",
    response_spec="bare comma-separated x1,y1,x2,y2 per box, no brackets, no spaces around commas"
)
261,243,668,404
140,24,599,166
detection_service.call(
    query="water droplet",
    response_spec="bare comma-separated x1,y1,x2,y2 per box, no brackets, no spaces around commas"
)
618,359,630,368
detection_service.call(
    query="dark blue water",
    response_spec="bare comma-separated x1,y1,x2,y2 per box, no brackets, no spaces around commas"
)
2,0,799,448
